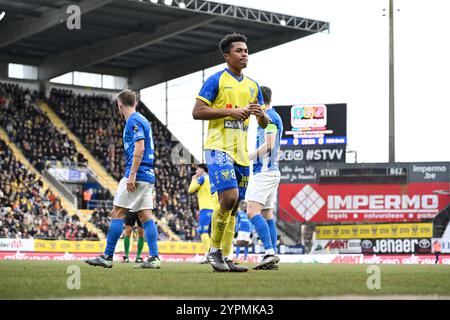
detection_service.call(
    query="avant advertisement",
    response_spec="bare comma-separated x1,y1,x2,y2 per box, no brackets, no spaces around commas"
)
311,239,362,254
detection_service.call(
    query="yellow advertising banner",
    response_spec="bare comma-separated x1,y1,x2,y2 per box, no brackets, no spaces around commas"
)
316,223,433,239
34,240,206,254
34,240,106,253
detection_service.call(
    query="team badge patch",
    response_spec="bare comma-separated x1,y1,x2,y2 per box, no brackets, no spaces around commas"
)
249,87,255,98
133,125,139,132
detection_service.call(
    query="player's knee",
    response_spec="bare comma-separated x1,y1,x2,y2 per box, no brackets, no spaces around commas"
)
219,190,239,210
221,197,238,211
110,207,126,219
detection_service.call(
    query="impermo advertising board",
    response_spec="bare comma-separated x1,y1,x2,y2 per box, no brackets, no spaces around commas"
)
278,182,449,223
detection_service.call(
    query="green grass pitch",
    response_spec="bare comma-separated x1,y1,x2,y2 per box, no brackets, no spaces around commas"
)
1,261,449,299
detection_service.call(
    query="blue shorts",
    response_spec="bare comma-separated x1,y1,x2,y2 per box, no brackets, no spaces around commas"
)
198,209,213,234
205,150,250,200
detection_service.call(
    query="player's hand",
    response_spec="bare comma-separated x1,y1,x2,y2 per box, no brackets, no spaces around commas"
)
228,108,250,121
247,104,265,117
127,175,138,193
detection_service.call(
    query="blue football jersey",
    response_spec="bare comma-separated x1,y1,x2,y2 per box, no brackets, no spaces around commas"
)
253,108,283,174
236,211,253,233
123,112,155,184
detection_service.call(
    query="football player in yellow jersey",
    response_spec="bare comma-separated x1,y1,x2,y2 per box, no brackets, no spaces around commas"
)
188,164,216,263
192,33,269,272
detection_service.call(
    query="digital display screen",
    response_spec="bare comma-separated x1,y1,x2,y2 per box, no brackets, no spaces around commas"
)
273,103,347,147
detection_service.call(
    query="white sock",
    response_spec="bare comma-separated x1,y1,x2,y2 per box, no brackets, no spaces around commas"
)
265,248,275,255
210,246,219,253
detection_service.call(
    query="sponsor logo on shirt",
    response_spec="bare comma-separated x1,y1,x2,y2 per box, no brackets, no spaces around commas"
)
224,120,248,131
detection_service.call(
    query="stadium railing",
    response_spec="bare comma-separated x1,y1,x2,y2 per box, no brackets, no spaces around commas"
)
277,206,302,244
87,200,113,210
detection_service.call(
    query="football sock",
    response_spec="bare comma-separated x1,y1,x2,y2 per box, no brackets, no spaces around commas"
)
124,236,130,258
250,214,275,255
143,220,158,257
200,233,210,254
210,203,232,250
235,246,241,259
266,218,278,253
244,246,249,260
221,214,236,258
104,219,123,257
136,237,144,259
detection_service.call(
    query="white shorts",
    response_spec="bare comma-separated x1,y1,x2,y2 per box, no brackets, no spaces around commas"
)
237,231,251,242
245,170,281,209
113,177,154,212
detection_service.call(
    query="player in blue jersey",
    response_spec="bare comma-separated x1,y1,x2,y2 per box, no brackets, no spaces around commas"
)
85,90,160,269
234,202,253,262
245,86,283,270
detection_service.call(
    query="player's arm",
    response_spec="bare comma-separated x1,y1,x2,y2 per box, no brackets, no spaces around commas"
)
248,126,277,161
127,139,145,192
188,179,200,193
235,215,240,236
192,99,249,121
188,174,203,193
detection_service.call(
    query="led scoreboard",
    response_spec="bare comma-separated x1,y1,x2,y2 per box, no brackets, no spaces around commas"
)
273,103,347,147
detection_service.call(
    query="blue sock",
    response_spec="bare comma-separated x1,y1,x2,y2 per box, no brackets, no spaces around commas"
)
244,246,249,260
250,214,274,253
104,219,123,257
143,219,158,257
266,218,278,253
236,246,241,259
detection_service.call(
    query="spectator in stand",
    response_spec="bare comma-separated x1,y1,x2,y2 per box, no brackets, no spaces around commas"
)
0,82,87,172
0,138,98,240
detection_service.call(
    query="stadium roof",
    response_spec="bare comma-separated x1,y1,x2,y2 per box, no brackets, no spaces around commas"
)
0,0,329,89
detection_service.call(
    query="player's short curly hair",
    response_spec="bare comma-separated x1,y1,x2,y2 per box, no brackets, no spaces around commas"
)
219,33,247,55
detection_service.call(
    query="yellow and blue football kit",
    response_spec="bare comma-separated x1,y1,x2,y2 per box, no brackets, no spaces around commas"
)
197,68,263,199
197,68,263,251
188,174,216,234
188,174,218,255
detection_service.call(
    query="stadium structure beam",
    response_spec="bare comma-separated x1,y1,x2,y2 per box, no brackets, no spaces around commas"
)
133,0,330,33
38,14,218,80
0,0,115,48
82,65,133,78
22,0,64,9
0,54,41,66
130,29,306,90
0,4,42,18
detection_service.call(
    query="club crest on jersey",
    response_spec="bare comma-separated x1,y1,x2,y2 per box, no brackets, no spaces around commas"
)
133,125,139,132
249,86,255,97
220,169,236,181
